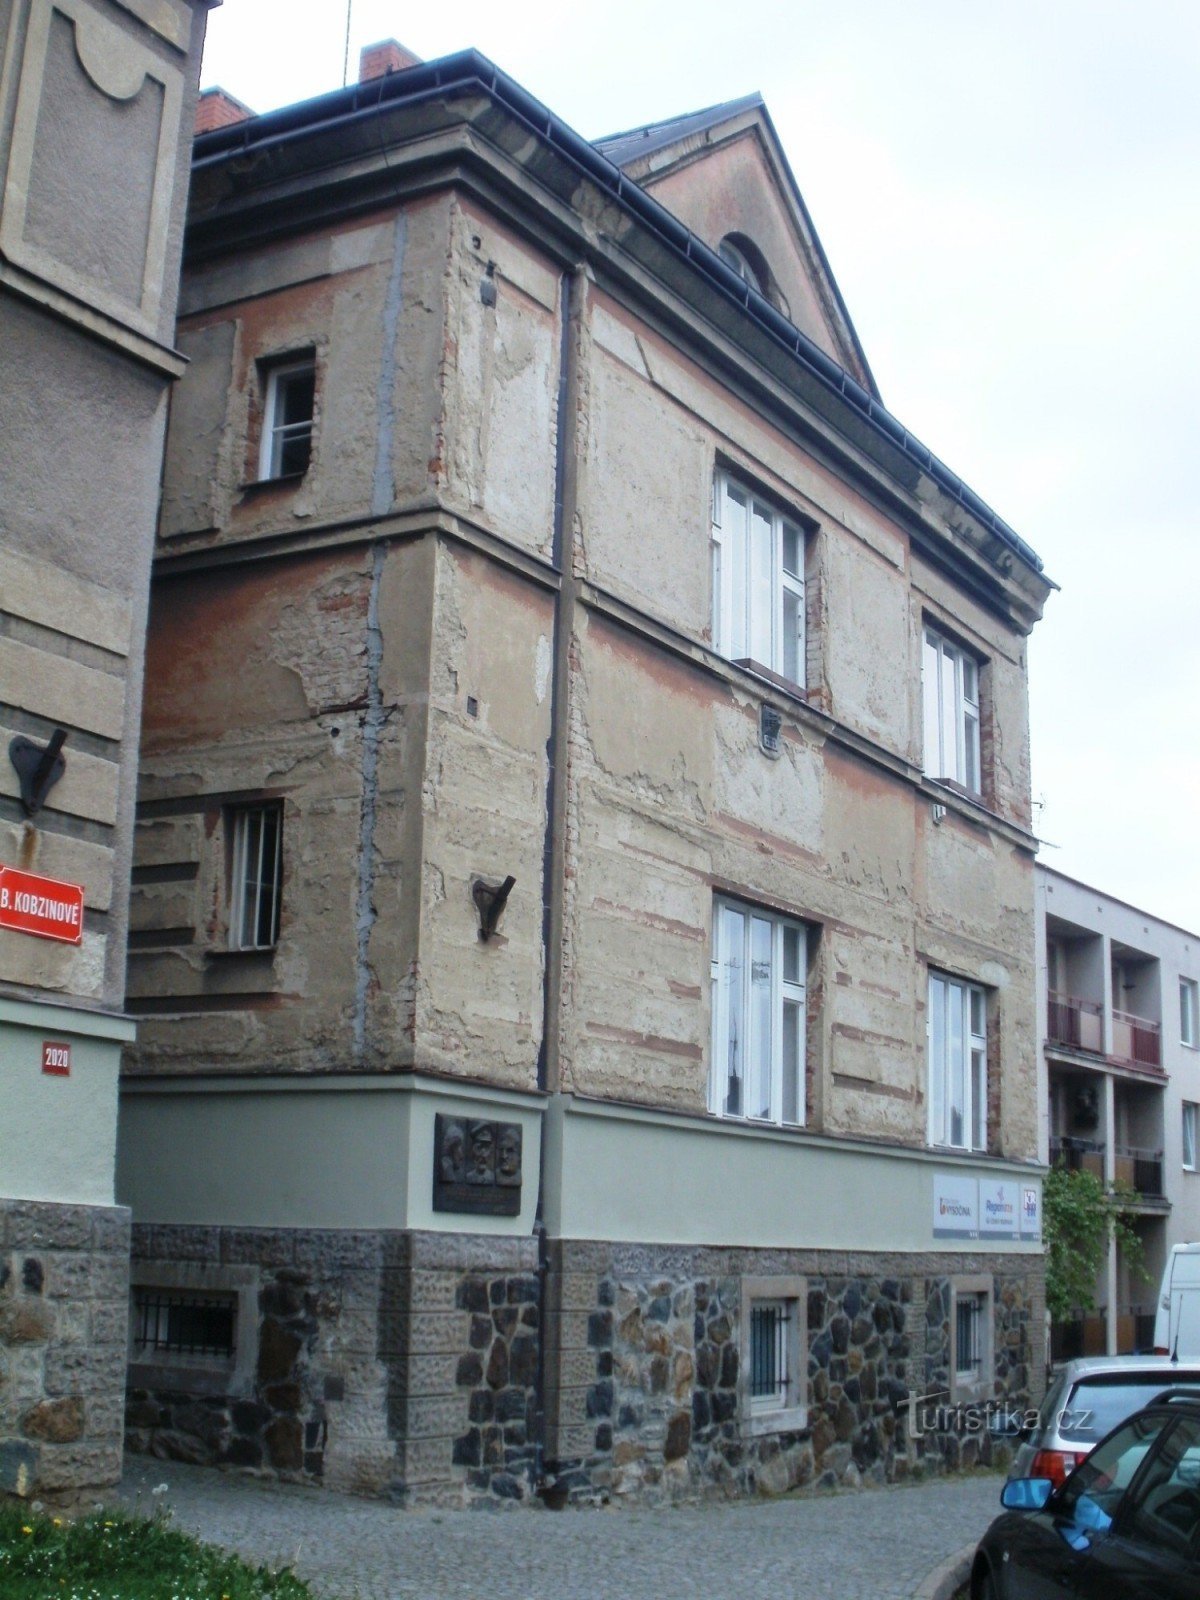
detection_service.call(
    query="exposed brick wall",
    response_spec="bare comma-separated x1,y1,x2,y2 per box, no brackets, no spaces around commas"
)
359,41,421,82
194,88,253,135
0,1199,130,1500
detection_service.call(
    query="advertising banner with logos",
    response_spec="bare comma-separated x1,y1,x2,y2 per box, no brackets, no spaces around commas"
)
932,1172,1041,1243
933,1172,979,1237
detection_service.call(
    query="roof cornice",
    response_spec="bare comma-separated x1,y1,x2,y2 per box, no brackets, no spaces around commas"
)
187,50,1050,606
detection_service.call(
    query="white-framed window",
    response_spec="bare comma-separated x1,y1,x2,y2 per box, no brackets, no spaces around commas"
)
740,1274,806,1434
229,802,283,950
710,897,807,1126
1181,978,1198,1048
928,971,987,1152
711,470,807,686
258,355,316,479
949,1277,993,1403
922,624,981,794
1184,1103,1197,1171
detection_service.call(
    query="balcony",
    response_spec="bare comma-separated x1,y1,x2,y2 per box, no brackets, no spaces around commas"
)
1113,1145,1165,1200
1111,1009,1161,1069
1050,1134,1105,1179
1051,1138,1165,1199
1047,991,1103,1054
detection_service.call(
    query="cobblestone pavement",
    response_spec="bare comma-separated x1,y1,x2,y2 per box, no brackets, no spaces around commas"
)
116,1457,1001,1600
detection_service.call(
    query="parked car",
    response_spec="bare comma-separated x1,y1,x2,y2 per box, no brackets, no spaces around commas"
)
1153,1242,1200,1359
1010,1355,1200,1488
972,1389,1200,1599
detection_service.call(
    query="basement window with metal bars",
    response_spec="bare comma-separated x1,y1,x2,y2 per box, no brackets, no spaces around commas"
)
955,1292,984,1387
229,802,283,950
133,1288,237,1361
750,1299,791,1411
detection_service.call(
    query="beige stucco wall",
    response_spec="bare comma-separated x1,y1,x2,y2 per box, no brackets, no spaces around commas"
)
117,1074,543,1234
128,154,1044,1195
633,127,849,370
0,998,133,1205
160,197,451,549
546,1094,1042,1252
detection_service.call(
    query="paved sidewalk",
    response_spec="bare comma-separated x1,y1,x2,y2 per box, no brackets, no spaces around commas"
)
116,1457,1000,1600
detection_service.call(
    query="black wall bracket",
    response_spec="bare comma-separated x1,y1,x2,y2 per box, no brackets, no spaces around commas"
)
9,730,68,817
472,874,515,941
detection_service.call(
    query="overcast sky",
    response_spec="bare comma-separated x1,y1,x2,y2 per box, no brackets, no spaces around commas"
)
200,1,1200,937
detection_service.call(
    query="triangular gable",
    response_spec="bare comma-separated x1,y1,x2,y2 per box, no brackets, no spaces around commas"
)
595,97,878,399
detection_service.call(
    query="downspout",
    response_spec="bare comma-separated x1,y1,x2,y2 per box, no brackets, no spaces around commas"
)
352,214,408,1061
353,542,386,1060
533,263,584,1500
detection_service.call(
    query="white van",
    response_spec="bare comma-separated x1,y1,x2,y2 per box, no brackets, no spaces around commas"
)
1153,1241,1200,1357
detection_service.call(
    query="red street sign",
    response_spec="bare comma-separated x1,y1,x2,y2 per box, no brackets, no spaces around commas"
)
42,1041,71,1076
0,866,84,944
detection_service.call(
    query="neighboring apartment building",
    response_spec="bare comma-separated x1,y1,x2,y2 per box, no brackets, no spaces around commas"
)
1036,867,1200,1358
0,0,212,1498
117,46,1054,1506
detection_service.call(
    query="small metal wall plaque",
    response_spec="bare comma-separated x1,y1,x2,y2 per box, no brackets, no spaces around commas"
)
433,1114,522,1216
759,704,782,758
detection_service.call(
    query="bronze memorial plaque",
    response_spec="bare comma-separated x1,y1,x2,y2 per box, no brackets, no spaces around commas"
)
433,1114,522,1216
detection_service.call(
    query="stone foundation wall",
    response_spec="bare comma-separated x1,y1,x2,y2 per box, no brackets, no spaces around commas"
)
126,1225,540,1506
544,1240,1044,1505
121,1227,1044,1508
0,1198,130,1500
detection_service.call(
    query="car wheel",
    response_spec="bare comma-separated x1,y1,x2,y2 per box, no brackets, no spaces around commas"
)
972,1560,1001,1600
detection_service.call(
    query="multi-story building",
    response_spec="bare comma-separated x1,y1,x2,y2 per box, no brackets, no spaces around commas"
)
117,44,1054,1505
0,0,212,1499
1036,866,1200,1357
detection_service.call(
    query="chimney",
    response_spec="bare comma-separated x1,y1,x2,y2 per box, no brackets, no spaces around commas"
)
195,87,254,135
358,39,422,83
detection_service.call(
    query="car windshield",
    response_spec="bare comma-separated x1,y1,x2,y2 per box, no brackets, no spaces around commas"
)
1062,1374,1200,1443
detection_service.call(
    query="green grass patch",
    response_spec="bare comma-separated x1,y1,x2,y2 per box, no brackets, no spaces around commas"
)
0,1498,318,1600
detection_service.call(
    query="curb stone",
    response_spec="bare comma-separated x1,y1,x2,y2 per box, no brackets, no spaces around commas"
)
914,1540,975,1600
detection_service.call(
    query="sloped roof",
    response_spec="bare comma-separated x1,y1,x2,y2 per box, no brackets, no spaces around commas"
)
594,93,765,169
594,92,878,399
189,50,1045,581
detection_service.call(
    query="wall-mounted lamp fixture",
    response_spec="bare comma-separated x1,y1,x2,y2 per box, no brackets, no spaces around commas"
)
931,802,947,826
472,874,515,941
9,729,68,817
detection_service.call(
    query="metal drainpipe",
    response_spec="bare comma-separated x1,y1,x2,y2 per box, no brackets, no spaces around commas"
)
532,263,583,1501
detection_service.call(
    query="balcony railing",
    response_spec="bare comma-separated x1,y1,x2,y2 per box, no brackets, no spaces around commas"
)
1051,1139,1164,1198
1113,1145,1165,1198
1111,1009,1161,1069
1050,1135,1105,1179
1047,991,1103,1053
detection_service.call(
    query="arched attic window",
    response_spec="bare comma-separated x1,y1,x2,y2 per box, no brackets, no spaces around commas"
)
718,233,790,319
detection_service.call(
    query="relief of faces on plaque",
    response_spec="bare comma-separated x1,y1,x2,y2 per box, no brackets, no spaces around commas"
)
466,1120,496,1185
496,1123,522,1186
438,1117,466,1184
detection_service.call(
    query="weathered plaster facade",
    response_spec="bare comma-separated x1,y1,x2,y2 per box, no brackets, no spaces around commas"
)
121,51,1053,1504
0,0,213,1499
